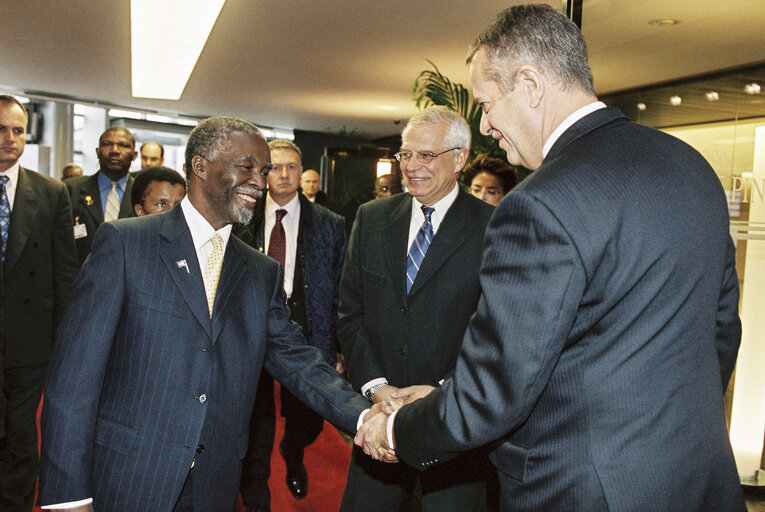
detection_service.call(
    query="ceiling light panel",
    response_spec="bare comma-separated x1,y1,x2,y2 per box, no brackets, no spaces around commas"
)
131,0,225,100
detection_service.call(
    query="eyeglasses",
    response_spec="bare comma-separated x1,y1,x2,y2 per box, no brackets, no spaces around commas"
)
394,147,461,165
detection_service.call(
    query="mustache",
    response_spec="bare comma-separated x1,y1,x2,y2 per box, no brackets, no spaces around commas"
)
234,185,264,200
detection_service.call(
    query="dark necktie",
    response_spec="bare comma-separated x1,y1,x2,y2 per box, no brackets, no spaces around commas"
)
406,205,434,294
0,175,10,262
267,209,288,273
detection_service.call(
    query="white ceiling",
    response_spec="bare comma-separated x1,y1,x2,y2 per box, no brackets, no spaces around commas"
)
1,0,764,138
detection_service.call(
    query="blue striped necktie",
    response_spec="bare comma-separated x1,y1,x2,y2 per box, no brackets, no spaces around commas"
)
0,175,10,262
406,206,434,294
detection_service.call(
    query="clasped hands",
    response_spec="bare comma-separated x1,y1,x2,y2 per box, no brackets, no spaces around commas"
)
356,385,435,463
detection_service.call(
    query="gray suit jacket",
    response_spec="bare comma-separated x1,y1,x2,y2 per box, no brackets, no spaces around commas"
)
38,205,368,512
393,107,745,511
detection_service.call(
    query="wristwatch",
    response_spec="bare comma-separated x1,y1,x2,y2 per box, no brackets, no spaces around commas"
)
364,382,387,402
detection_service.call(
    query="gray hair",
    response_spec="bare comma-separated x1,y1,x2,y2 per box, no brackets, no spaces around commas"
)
184,116,264,179
402,106,471,150
467,4,595,94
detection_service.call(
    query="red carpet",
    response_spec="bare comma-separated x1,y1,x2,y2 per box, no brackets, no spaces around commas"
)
34,382,353,511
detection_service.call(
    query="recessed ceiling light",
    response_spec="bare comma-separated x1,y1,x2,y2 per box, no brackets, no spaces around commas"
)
637,102,647,111
669,95,682,106
705,91,720,101
648,18,680,27
378,106,396,111
131,0,226,100
744,83,761,95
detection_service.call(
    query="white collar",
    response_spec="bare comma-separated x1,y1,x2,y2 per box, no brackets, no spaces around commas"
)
265,191,300,218
180,196,232,253
0,161,20,185
542,101,606,158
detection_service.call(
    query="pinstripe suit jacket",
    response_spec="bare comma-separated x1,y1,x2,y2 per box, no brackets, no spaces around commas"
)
394,108,745,511
38,205,368,512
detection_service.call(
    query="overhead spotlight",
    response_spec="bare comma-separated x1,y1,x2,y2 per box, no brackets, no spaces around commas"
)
705,91,720,101
669,95,682,106
637,102,647,111
744,83,761,95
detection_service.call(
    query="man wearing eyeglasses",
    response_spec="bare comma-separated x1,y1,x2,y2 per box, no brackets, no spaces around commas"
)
337,106,495,511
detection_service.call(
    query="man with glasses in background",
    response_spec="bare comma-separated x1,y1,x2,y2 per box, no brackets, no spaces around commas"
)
337,106,495,512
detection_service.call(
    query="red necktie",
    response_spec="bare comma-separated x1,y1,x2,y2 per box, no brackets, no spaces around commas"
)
267,209,287,273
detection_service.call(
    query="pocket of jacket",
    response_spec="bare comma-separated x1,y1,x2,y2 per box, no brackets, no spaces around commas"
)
135,291,186,318
95,417,139,455
489,440,529,482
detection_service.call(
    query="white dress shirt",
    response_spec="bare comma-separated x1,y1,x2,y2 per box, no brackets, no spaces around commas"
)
263,192,300,298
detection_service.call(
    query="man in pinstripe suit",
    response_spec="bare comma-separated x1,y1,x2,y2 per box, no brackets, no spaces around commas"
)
358,5,745,512
38,116,371,512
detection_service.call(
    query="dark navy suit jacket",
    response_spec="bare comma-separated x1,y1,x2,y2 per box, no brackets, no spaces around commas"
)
394,108,745,511
38,205,368,512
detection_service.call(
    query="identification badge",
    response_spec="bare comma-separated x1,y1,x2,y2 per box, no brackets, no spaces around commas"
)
74,222,87,239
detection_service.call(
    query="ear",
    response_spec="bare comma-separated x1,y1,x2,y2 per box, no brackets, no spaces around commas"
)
130,150,138,162
453,148,470,174
190,155,207,180
516,65,544,109
134,203,144,216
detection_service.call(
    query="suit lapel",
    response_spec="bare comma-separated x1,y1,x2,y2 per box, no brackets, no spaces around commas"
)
211,239,249,343
4,168,37,274
119,174,135,218
77,174,104,225
407,190,468,298
158,207,212,338
382,196,412,307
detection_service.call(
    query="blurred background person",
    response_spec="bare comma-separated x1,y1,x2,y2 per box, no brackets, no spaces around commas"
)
139,141,164,169
373,173,402,199
66,125,137,266
130,166,186,216
300,168,333,209
61,163,83,181
462,154,516,206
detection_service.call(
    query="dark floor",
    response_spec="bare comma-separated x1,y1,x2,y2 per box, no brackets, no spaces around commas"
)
745,485,765,512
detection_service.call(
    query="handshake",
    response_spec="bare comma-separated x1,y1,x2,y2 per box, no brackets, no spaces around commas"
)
355,385,435,463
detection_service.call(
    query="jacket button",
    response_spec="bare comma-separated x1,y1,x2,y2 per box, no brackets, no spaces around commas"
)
202,347,208,352
398,348,406,355
196,444,205,454
198,394,207,403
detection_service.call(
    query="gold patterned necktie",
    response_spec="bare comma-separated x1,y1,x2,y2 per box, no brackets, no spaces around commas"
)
204,234,224,317
104,181,120,221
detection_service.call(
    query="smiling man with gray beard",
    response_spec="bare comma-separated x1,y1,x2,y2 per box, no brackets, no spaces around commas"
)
37,116,374,512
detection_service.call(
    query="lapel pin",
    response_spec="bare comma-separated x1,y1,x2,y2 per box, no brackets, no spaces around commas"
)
177,259,190,273
85,195,93,205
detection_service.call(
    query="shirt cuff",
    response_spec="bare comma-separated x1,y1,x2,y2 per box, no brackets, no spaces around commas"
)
360,377,388,398
386,408,399,450
41,498,93,509
357,408,370,430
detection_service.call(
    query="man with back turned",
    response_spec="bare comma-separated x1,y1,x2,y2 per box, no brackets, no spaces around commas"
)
357,5,745,512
